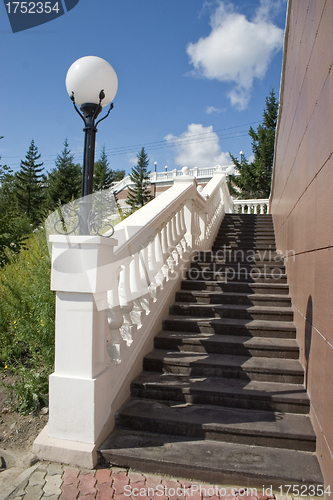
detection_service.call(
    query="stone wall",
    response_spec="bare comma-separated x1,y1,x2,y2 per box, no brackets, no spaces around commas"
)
270,0,333,484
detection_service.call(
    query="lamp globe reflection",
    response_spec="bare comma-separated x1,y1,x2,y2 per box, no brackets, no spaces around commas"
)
66,56,118,234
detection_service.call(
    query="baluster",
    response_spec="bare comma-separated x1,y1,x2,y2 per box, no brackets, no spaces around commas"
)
174,210,184,259
106,267,124,364
241,204,245,214
260,203,264,214
166,217,176,272
160,223,170,280
179,205,188,252
139,246,152,313
129,252,146,328
154,230,165,288
142,242,158,302
147,236,162,299
118,259,136,345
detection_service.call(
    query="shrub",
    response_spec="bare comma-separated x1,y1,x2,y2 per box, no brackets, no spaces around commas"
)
0,228,55,414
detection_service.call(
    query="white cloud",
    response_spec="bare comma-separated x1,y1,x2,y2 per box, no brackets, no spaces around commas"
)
187,0,284,109
206,106,225,114
165,123,232,168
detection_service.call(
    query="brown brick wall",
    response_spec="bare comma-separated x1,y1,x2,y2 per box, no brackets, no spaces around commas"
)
270,0,333,484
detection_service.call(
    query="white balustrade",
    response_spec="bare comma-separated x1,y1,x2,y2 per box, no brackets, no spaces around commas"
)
34,169,234,469
112,165,230,194
232,199,269,214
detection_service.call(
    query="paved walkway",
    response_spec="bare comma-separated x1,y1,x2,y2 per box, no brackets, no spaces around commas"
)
0,461,279,500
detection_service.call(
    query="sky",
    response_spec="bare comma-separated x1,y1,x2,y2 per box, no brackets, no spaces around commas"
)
0,0,287,178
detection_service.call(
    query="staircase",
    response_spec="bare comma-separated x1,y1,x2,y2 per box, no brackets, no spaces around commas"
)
100,214,323,487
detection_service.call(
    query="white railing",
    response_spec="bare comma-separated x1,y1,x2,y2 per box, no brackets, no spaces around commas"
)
232,199,269,214
112,165,230,193
34,168,233,468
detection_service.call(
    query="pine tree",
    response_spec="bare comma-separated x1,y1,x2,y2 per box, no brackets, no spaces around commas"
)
126,147,153,210
15,139,45,226
47,139,82,209
229,89,278,199
94,146,125,192
93,146,113,191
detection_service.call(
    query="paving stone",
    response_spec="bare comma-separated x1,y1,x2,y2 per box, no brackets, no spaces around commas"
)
47,463,64,475
128,471,146,483
96,483,115,500
60,482,79,499
43,474,62,496
95,468,112,484
24,484,44,500
131,481,146,491
36,461,51,471
44,496,61,500
145,474,162,489
78,473,97,496
27,470,46,486
62,467,80,485
111,467,128,475
113,473,130,494
114,494,136,500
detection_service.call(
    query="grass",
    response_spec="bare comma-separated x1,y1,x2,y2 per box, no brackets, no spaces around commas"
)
0,228,55,414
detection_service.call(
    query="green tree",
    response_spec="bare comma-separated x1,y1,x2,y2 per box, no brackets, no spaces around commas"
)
229,89,278,199
0,162,31,266
93,146,125,192
15,139,45,226
126,147,153,211
47,139,81,209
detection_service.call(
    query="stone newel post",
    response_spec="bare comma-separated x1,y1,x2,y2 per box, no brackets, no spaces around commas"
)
34,235,118,468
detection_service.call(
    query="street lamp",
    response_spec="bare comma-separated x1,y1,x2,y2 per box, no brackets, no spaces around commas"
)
154,161,157,172
66,56,118,233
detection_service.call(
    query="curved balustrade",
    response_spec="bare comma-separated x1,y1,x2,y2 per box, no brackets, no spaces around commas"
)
39,168,237,468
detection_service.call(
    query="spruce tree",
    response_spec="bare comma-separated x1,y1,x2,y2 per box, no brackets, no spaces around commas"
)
15,139,45,226
229,89,278,199
126,147,153,211
47,139,82,209
94,146,125,192
93,146,113,191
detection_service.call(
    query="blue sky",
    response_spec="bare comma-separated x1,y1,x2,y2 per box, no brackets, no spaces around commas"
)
0,0,287,177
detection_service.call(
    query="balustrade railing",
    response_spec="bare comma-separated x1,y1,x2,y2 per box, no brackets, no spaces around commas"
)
34,167,233,468
112,165,229,193
232,198,269,214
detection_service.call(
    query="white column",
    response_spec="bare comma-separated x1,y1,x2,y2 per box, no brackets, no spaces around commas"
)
46,235,118,447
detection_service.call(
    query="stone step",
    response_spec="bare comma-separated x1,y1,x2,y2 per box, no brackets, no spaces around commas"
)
143,350,304,383
115,398,316,451
154,331,299,358
181,280,290,295
175,290,292,307
162,315,297,338
212,244,277,251
190,262,286,272
130,372,309,413
216,232,276,238
186,270,288,283
195,252,284,263
169,303,294,322
99,430,323,488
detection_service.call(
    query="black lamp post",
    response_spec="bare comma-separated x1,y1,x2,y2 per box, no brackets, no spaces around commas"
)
66,56,118,234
